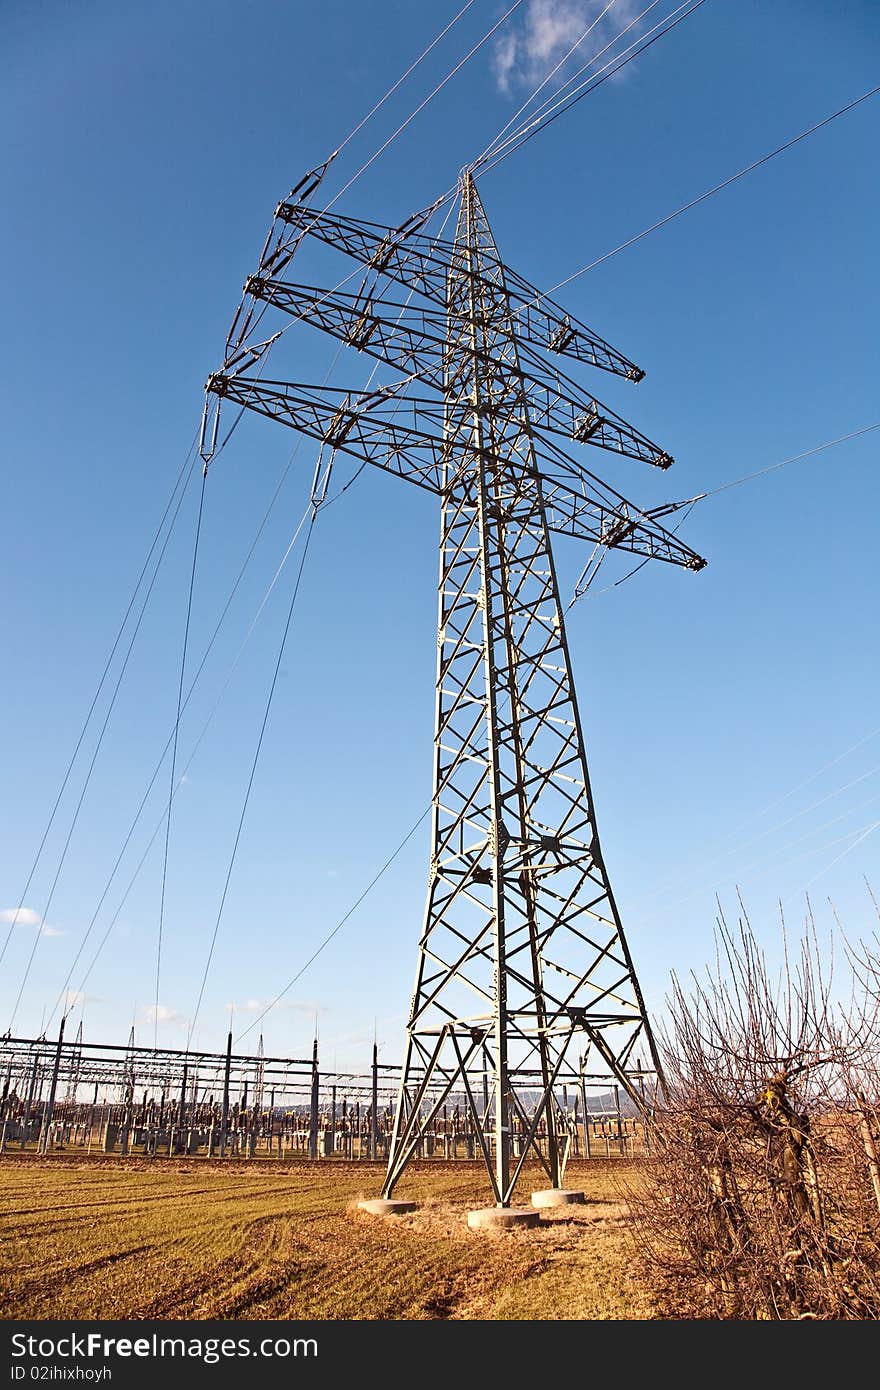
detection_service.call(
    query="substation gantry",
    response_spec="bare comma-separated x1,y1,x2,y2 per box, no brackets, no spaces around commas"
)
200,158,705,1208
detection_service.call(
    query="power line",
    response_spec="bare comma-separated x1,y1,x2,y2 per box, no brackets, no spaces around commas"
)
329,0,527,208
237,804,431,1041
43,467,315,1034
0,437,198,971
334,0,480,157
70,500,318,1017
567,501,697,608
477,0,627,160
11,13,525,1030
43,318,361,1032
747,726,880,828
6,454,201,1033
624,725,880,915
792,820,880,903
474,0,668,168
692,792,880,901
63,379,412,1025
187,506,319,1046
567,423,879,607
633,762,880,922
715,817,880,907
153,474,208,1047
545,82,880,292
696,423,880,501
215,4,521,386
473,0,710,178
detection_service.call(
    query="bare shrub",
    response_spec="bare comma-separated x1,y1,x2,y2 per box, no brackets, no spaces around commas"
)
632,898,880,1319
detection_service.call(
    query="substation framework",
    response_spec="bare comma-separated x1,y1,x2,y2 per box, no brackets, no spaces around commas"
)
198,162,705,1207
0,1033,648,1166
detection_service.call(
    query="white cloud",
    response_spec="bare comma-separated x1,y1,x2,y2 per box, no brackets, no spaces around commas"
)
0,907,41,926
492,0,641,94
143,1003,189,1029
1,907,63,937
238,999,267,1014
492,30,519,95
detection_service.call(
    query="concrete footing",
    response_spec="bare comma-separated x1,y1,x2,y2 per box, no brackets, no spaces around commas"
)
530,1188,586,1209
357,1198,417,1217
466,1206,542,1231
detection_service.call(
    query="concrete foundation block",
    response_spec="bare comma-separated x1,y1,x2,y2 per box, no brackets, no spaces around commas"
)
530,1188,586,1209
357,1199,417,1217
467,1206,542,1231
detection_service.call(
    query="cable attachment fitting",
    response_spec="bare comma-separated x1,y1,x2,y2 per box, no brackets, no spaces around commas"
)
310,445,334,514
199,391,221,471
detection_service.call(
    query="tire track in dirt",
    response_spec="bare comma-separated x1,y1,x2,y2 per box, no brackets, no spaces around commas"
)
0,1243,155,1316
0,1178,311,1220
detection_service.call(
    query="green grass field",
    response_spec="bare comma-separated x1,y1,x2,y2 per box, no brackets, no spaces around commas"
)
0,1155,658,1320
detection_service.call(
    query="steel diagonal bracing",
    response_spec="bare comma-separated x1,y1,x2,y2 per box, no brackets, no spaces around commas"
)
202,169,705,1208
273,203,645,379
243,277,673,467
381,175,666,1207
205,375,704,569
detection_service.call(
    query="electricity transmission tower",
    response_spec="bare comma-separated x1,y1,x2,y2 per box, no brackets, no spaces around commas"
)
202,160,705,1206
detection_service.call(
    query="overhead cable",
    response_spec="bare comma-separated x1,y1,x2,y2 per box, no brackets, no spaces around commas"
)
472,0,710,177
153,474,208,1047
545,82,880,293
0,438,198,972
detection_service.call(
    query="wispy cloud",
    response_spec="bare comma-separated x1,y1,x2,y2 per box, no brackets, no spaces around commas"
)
492,0,639,95
1,906,64,937
61,989,94,1010
142,1003,189,1030
0,907,41,926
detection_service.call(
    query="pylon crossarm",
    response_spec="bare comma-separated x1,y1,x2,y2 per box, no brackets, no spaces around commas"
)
275,203,451,306
204,372,687,555
204,373,446,492
245,277,671,468
502,262,644,381
222,154,338,365
274,204,643,379
537,466,705,567
204,372,658,543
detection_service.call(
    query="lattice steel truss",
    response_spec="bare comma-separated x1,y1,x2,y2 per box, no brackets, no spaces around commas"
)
202,163,705,1205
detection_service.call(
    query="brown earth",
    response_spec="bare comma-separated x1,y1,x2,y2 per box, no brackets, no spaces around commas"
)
0,1154,660,1320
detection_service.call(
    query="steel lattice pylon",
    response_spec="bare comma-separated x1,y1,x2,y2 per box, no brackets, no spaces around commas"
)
202,163,705,1206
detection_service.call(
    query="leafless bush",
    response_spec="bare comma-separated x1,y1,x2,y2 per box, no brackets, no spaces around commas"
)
631,896,880,1319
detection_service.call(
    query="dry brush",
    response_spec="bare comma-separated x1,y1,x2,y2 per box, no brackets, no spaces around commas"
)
631,897,880,1319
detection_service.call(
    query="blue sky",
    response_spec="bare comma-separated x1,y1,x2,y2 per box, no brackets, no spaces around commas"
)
2,0,878,1071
